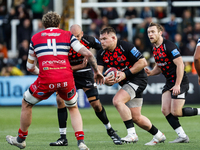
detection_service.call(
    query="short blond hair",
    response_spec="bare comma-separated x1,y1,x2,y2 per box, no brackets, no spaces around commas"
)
42,11,61,28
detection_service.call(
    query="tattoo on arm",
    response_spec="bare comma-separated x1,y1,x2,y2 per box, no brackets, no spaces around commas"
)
88,55,98,72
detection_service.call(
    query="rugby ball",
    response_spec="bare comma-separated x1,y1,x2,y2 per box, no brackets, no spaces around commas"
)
104,67,119,80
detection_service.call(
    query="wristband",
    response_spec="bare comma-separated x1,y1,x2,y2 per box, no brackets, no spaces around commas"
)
124,69,132,78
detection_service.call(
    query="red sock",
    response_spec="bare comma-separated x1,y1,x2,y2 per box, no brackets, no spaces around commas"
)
75,131,84,140
18,128,28,139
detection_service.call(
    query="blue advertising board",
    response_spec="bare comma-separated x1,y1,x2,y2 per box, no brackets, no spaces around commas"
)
0,76,90,108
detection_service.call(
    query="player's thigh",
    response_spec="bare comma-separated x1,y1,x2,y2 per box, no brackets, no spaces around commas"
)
113,88,130,105
161,91,172,115
56,94,66,108
171,99,185,116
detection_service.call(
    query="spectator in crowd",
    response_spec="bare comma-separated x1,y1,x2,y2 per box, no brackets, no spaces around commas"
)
174,33,185,54
27,0,49,19
31,19,44,36
0,42,8,59
82,8,98,20
100,7,119,20
0,42,8,71
124,7,137,19
181,9,194,36
17,4,31,26
100,16,110,30
17,18,32,44
18,40,30,75
134,36,146,53
116,19,128,41
124,7,138,39
192,22,200,41
0,0,7,19
165,14,178,42
154,7,166,20
1,58,24,76
2,7,18,49
140,7,154,19
182,39,196,56
182,24,193,44
86,22,100,39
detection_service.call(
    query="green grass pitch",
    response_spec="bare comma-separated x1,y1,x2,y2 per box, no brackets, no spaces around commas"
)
0,104,200,150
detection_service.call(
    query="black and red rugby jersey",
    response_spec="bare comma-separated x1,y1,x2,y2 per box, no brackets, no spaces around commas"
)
68,34,102,70
97,40,146,85
152,39,187,83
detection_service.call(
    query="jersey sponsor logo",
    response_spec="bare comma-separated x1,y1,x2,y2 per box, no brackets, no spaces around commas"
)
43,67,49,70
41,33,61,36
171,49,180,57
95,38,101,44
37,92,44,96
157,62,167,66
131,47,140,58
42,60,66,66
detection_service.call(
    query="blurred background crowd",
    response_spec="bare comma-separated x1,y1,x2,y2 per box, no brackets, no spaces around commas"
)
0,0,199,76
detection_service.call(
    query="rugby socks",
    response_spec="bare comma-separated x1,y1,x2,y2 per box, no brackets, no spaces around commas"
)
175,127,187,138
148,124,159,135
95,106,110,127
104,122,112,130
17,128,28,143
148,125,163,139
166,113,181,130
182,107,198,116
124,119,136,134
166,113,187,137
75,131,84,140
58,107,67,139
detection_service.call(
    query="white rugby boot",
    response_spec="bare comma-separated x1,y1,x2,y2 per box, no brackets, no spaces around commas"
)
121,133,138,144
145,133,166,145
6,135,26,149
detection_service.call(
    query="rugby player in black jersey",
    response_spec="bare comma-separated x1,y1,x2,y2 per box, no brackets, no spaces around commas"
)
97,26,166,145
146,22,200,143
194,38,200,85
50,24,122,146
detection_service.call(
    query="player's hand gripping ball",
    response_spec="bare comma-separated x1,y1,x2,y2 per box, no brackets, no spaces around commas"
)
104,67,119,81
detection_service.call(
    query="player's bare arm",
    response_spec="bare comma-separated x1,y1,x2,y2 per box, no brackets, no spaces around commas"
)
194,46,200,84
170,57,184,95
71,57,88,71
129,58,147,75
26,53,39,75
144,63,162,76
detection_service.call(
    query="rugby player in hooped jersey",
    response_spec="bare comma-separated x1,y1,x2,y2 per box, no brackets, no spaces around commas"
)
97,26,166,145
146,22,200,143
6,11,104,150
50,24,122,146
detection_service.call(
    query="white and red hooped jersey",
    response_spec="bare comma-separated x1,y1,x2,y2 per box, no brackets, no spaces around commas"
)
29,27,81,84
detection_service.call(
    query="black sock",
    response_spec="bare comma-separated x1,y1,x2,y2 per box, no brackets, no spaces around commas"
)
182,107,198,116
17,136,25,143
78,139,84,146
123,119,134,129
95,106,109,124
58,107,67,139
148,125,158,135
166,113,181,130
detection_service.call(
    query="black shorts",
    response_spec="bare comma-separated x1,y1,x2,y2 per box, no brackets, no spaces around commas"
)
73,70,95,89
123,77,147,98
162,77,189,99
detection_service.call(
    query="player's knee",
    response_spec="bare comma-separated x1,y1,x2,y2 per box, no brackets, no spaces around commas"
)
90,101,102,112
161,107,169,116
171,110,181,117
132,115,141,123
56,95,65,107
